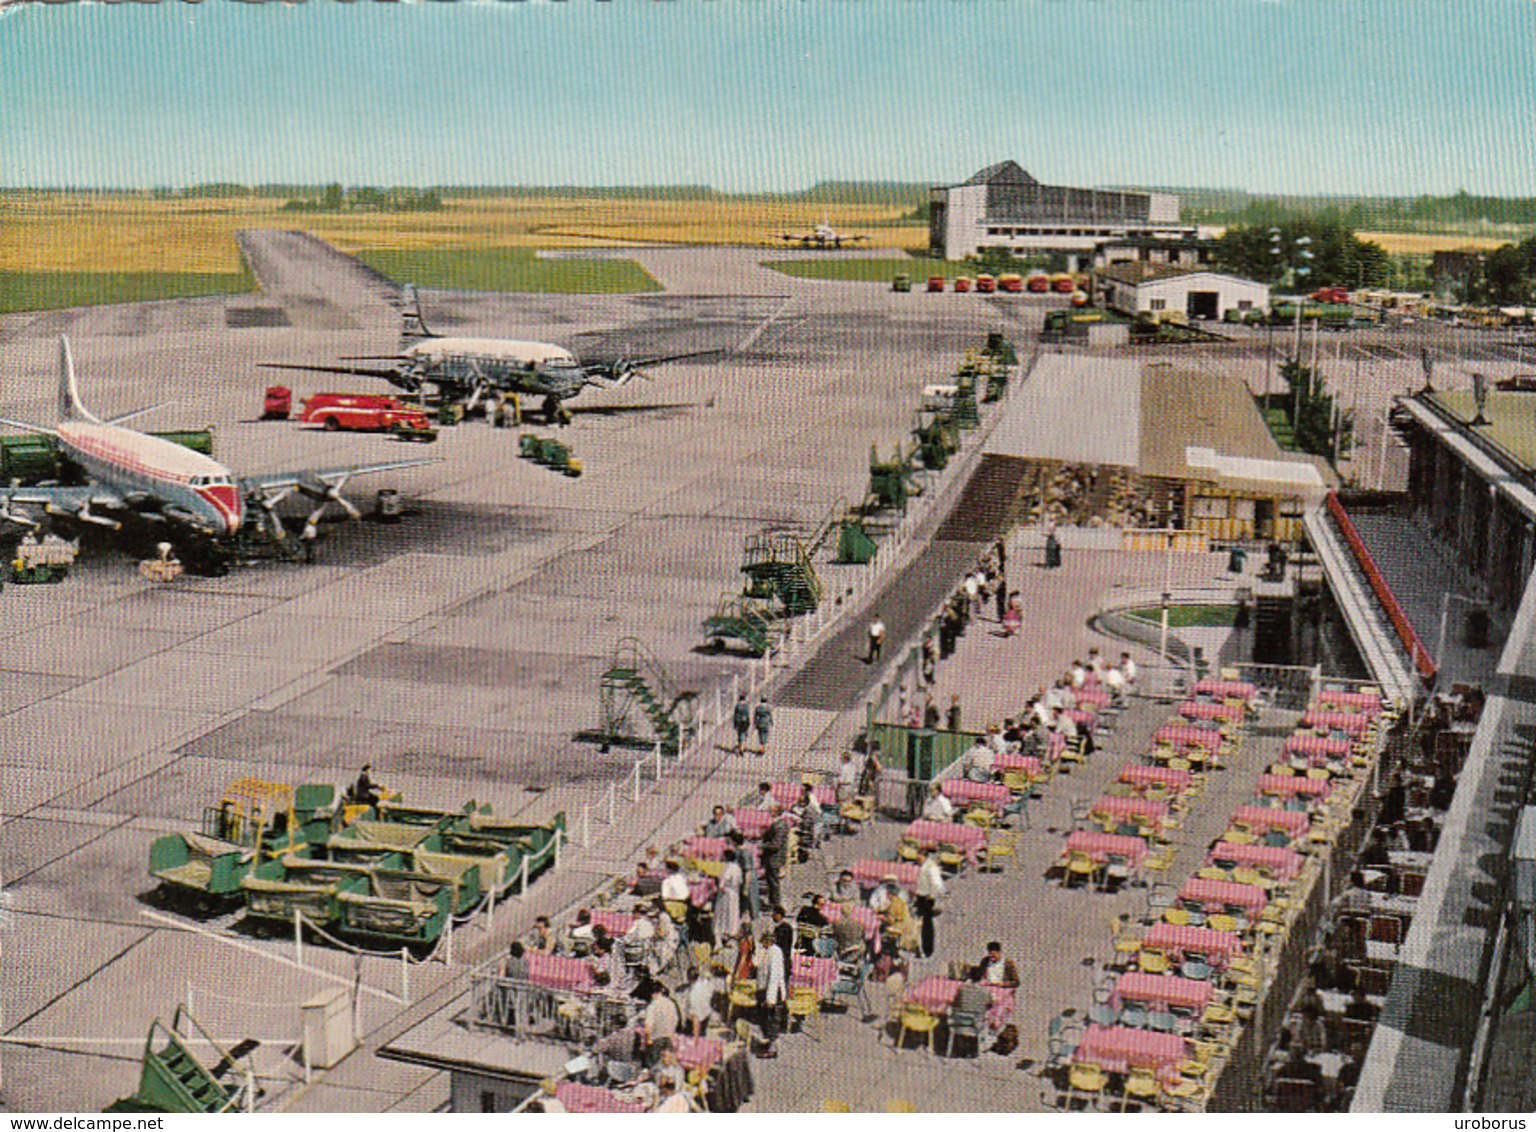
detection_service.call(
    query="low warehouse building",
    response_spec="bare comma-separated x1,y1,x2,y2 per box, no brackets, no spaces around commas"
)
1095,263,1270,323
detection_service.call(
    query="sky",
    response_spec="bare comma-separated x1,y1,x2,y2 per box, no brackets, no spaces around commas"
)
1,0,1533,197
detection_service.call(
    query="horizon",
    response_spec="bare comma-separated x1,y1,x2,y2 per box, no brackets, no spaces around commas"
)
2,1,1533,196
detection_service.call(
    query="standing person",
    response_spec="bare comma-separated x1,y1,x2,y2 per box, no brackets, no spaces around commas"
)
714,848,743,946
963,571,980,615
1002,594,1022,638
921,635,937,685
757,929,787,1059
922,694,941,730
994,537,1007,578
731,832,763,921
753,698,773,756
759,805,790,913
915,847,945,960
835,750,859,802
732,694,751,756
858,745,883,798
947,693,962,732
867,615,886,664
994,572,1009,622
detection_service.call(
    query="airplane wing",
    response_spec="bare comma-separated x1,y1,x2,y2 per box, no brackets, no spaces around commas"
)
240,457,438,496
581,347,724,383
257,360,413,384
0,484,126,528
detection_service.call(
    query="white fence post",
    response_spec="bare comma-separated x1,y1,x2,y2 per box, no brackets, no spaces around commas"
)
520,852,531,894
631,760,641,803
582,804,592,848
554,827,563,870
608,782,617,825
294,910,303,969
654,741,663,781
401,948,411,1004
444,914,454,967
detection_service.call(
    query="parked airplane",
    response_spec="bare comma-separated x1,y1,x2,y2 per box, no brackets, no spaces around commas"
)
262,286,715,425
0,339,435,573
775,222,869,250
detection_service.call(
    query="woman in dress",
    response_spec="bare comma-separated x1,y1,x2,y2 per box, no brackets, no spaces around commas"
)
714,848,744,946
732,925,756,982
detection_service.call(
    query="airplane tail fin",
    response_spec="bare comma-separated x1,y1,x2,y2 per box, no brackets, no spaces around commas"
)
400,284,435,344
58,337,101,425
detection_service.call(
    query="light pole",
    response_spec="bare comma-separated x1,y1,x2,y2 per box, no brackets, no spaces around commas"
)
1159,526,1175,665
1435,591,1480,675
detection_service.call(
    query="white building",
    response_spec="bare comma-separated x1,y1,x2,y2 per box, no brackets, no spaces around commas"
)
929,161,1196,267
1095,263,1270,322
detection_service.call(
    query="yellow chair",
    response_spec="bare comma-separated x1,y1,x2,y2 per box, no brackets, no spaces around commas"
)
1168,757,1192,772
728,978,758,1022
1163,907,1193,926
787,985,822,1040
960,807,994,830
1138,946,1171,975
1160,1074,1210,1110
982,829,1020,873
1222,828,1256,845
821,1100,853,1113
937,841,967,871
897,836,922,862
1143,841,1178,874
664,899,690,924
1000,770,1032,793
896,1002,941,1053
1068,1061,1109,1108
1207,913,1240,934
1122,1066,1161,1110
1112,932,1143,969
1066,850,1100,887
885,1100,916,1113
1231,866,1267,888
1197,865,1228,882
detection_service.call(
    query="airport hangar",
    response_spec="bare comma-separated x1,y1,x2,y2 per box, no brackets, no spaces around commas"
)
927,159,1199,268
1094,263,1272,325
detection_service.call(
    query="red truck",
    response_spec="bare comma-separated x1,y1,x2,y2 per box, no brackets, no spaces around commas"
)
299,393,437,441
1311,286,1350,304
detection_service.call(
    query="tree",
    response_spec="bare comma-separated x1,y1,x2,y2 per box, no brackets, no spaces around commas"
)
1216,214,1392,289
321,182,344,211
1280,358,1351,461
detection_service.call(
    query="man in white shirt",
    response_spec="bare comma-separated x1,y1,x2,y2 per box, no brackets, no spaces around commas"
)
1120,652,1138,685
921,783,955,823
1070,660,1088,688
660,861,690,905
867,616,886,663
836,751,859,801
1103,665,1127,706
757,930,787,1057
915,848,946,959
965,738,995,782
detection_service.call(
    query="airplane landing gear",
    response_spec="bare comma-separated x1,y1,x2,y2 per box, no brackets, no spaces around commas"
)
543,396,571,427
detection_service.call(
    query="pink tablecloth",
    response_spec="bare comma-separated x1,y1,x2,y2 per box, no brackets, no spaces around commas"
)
1153,724,1223,751
903,975,1015,1030
1318,688,1383,713
904,819,987,862
683,835,728,860
732,808,772,838
1092,794,1170,826
556,1082,648,1114
769,782,838,808
790,953,838,994
1072,1024,1187,1073
1141,923,1245,963
687,877,717,908
588,909,637,936
1230,804,1309,837
526,951,595,992
1118,765,1195,793
1302,709,1370,735
1193,678,1258,702
1206,842,1305,882
1178,876,1269,914
942,779,1013,806
1112,972,1214,1012
994,752,1044,777
850,859,919,892
821,900,879,940
1283,733,1353,762
1179,700,1243,723
672,1034,724,1074
1063,709,1097,731
1064,830,1147,866
1257,773,1332,798
1075,687,1111,709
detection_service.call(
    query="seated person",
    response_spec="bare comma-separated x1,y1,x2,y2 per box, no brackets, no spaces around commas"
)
753,782,775,810
971,940,1019,987
632,860,663,897
660,860,691,904
965,739,996,782
523,915,556,955
564,908,597,954
702,805,738,839
685,964,726,1037
952,969,994,1020
831,869,860,903
921,783,955,823
795,894,830,946
830,902,867,960
502,940,529,981
879,884,919,953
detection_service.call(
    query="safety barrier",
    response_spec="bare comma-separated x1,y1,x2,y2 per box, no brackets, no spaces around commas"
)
1326,492,1438,682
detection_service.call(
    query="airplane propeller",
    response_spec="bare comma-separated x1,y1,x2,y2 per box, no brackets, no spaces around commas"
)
298,474,360,541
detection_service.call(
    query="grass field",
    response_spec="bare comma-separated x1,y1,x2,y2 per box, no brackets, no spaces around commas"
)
354,247,660,294
0,268,255,314
761,256,976,283
1357,231,1521,255
1125,604,1239,628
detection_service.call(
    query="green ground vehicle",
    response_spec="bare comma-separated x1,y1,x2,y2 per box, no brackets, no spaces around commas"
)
335,868,455,947
702,594,780,657
519,432,583,476
149,780,335,906
892,272,912,292
325,820,485,911
240,855,386,929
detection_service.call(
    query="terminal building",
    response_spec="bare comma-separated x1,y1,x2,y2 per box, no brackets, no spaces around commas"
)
928,160,1198,267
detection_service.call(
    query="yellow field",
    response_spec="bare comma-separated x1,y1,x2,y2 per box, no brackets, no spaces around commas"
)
1357,231,1518,255
0,193,926,274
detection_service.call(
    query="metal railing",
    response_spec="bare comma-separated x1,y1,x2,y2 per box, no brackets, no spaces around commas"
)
468,973,638,1046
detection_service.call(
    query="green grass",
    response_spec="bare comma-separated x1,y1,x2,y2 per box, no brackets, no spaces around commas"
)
0,269,255,313
760,256,977,283
1125,604,1239,628
1262,406,1299,451
354,247,661,294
